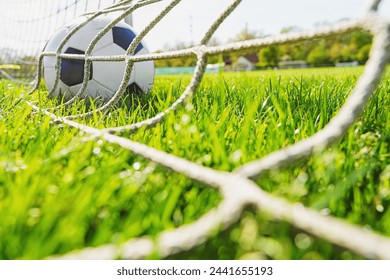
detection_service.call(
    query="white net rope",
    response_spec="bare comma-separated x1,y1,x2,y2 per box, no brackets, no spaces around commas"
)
2,0,390,259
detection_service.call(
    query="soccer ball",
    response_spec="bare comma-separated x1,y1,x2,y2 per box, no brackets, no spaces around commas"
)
43,16,154,102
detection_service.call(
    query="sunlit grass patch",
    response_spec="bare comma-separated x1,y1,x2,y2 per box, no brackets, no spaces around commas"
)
0,66,389,259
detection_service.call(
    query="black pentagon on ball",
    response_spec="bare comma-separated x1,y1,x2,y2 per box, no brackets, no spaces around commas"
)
60,47,93,87
126,82,144,95
112,27,143,53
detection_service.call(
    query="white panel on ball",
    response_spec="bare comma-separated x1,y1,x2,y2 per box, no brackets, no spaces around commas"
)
92,44,132,93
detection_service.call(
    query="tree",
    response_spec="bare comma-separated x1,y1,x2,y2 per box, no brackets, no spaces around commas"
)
328,42,344,63
232,26,260,42
307,43,330,66
207,38,223,65
153,41,196,67
259,46,280,67
356,44,371,64
280,26,303,34
351,30,372,49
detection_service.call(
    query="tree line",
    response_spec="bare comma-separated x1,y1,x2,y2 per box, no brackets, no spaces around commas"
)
0,26,373,71
154,26,373,68
257,29,372,67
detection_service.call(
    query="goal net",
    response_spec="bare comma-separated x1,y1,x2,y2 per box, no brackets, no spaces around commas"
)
1,0,390,260
0,0,124,81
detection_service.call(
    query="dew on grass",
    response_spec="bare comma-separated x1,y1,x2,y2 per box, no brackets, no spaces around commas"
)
376,204,384,213
230,150,242,163
204,154,212,163
92,147,101,155
1,160,27,173
295,233,312,250
47,185,59,195
181,114,190,125
133,162,141,171
185,103,194,112
27,208,41,227
119,170,132,179
189,125,197,133
83,166,96,176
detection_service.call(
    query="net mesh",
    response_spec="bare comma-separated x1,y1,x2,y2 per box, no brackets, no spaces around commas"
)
1,0,390,259
0,0,122,81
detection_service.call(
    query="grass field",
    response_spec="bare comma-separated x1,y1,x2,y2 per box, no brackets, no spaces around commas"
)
0,66,389,260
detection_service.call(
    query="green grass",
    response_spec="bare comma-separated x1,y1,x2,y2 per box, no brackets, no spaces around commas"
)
0,66,389,259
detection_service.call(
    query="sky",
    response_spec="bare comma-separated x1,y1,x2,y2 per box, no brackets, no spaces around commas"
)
1,0,389,56
130,0,390,51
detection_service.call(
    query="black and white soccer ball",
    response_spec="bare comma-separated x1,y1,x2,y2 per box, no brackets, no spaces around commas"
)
43,16,154,102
